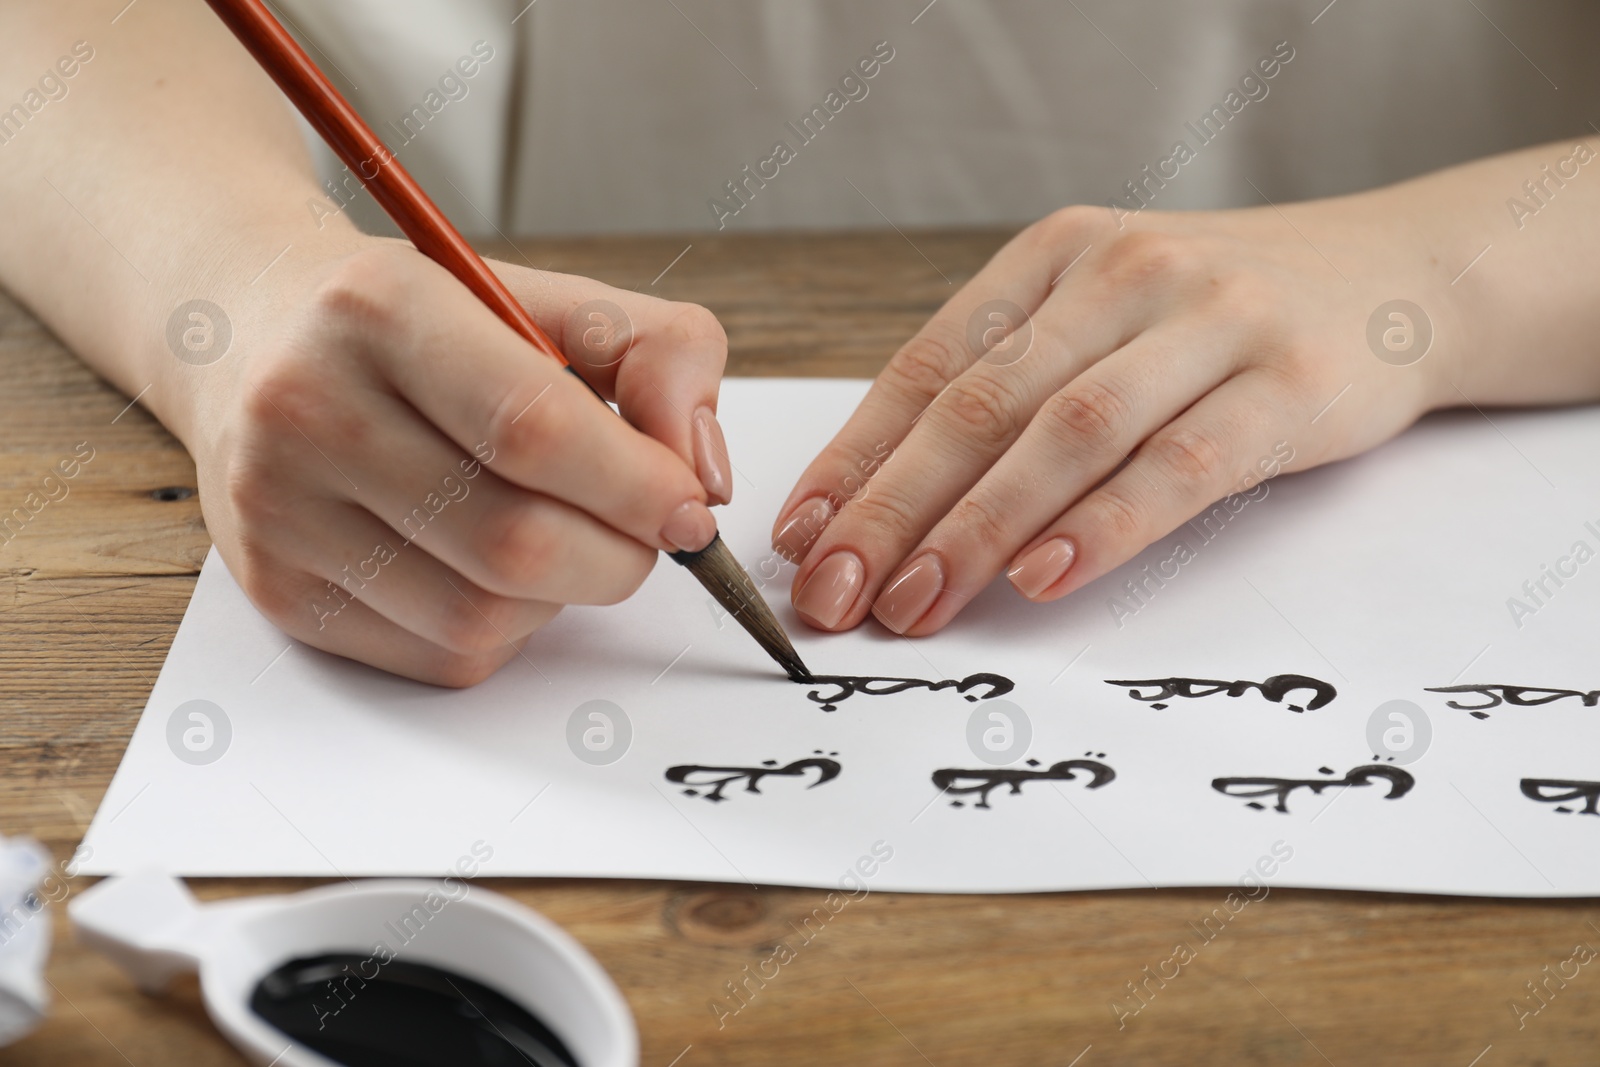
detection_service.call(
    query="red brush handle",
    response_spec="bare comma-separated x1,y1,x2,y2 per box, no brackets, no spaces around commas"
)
204,0,568,367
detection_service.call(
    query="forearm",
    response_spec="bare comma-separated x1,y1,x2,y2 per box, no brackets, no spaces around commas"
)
0,0,365,441
1353,136,1600,407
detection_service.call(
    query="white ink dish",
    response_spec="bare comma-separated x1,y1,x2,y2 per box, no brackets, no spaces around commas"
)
70,870,637,1067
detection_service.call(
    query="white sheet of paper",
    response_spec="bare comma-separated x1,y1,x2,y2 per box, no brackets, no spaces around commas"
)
82,379,1600,896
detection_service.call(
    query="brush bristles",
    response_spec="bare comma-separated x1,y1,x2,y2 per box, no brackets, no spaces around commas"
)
670,535,811,681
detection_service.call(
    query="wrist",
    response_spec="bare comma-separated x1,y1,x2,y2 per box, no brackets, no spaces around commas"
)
1347,182,1482,417
147,224,383,450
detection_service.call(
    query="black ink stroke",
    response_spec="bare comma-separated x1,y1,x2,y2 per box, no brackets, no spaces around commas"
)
1521,778,1600,816
1425,684,1600,720
1212,763,1414,814
799,672,1014,712
932,754,1115,810
667,751,841,803
1106,674,1336,713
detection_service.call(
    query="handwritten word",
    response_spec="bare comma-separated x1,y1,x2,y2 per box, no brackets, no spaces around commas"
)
1507,142,1596,231
1212,763,1413,814
799,672,1014,712
709,840,893,1029
1108,673,1336,713
1508,941,1597,1030
1521,778,1600,817
308,840,493,1029
667,753,841,803
0,40,94,149
708,41,895,229
1,442,95,548
1110,840,1292,1030
1424,683,1600,720
933,755,1114,810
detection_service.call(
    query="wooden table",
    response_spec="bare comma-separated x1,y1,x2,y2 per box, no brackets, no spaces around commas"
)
2,229,1594,1066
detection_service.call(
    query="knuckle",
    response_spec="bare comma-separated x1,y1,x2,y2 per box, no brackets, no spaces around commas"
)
1149,427,1226,484
1204,272,1286,340
242,357,321,432
473,508,560,593
1038,379,1132,450
884,328,966,406
310,245,411,338
437,590,512,655
1088,483,1146,543
1257,359,1319,415
946,491,1014,553
223,452,289,530
1101,231,1195,287
663,301,727,352
935,373,1022,452
1203,269,1265,316
233,549,303,626
241,355,370,454
488,381,574,465
1031,204,1102,247
842,483,923,545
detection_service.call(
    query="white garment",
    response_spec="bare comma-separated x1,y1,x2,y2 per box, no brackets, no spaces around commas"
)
274,0,1600,237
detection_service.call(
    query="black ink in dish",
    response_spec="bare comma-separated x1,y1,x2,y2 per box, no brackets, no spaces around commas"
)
250,953,579,1067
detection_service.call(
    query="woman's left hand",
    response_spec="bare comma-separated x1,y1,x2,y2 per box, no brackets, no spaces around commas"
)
769,193,1459,634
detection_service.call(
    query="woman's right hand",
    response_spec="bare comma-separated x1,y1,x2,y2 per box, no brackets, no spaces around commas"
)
176,237,731,686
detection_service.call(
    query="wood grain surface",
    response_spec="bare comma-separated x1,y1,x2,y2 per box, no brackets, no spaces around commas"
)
1,229,1594,1066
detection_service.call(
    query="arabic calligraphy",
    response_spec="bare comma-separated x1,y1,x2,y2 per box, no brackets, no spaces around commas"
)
932,753,1115,809
1424,684,1600,719
667,752,842,803
800,672,1015,712
1212,763,1414,813
1520,778,1600,816
1106,674,1337,713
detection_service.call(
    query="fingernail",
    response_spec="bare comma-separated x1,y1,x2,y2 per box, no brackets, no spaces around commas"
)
873,553,944,634
773,496,836,563
692,407,732,506
1007,537,1076,600
660,500,717,553
794,551,864,629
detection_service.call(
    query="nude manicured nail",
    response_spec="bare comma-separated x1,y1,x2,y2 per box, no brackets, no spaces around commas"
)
692,407,732,505
773,496,836,562
794,551,864,629
1007,537,1076,600
660,500,717,553
874,554,943,634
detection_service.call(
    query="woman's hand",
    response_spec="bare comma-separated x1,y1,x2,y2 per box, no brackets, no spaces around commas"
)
181,238,731,686
771,192,1465,635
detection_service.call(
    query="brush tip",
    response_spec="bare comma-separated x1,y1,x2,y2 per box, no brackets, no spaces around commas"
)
672,534,811,682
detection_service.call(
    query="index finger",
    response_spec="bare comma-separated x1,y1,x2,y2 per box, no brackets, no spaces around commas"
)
769,207,1104,562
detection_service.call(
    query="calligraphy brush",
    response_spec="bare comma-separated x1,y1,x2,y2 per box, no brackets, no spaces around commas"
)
203,0,809,683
